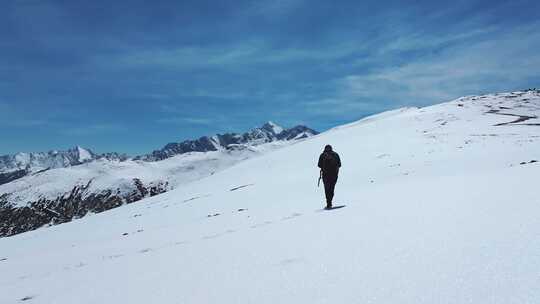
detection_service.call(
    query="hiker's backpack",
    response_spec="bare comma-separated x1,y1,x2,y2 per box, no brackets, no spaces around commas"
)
321,152,339,173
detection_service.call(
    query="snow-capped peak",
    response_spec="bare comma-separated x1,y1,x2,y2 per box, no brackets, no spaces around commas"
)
261,121,284,135
0,146,97,174
75,146,93,162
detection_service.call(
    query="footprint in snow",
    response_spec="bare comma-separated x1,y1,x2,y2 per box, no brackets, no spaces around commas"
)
122,229,143,236
20,295,34,302
182,194,212,204
277,258,304,266
251,221,273,228
139,248,152,254
281,213,302,221
202,234,222,240
229,184,254,191
104,254,124,260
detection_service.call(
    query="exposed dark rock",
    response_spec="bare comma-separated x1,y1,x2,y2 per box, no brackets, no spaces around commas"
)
32,168,51,175
230,184,254,191
0,179,168,237
485,109,538,126
0,169,29,186
97,152,130,162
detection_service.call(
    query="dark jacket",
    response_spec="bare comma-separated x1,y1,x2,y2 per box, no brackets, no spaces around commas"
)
318,151,341,177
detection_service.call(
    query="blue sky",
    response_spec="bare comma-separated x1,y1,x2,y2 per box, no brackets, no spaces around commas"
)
1,0,539,155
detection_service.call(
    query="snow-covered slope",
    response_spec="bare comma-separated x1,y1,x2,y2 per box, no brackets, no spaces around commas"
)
1,142,289,208
1,91,539,303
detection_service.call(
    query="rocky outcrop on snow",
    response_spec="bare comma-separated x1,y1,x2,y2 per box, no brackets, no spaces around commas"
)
0,169,29,186
0,178,168,237
136,122,318,161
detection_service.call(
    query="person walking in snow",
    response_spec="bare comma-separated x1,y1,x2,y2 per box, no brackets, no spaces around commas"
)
318,145,341,209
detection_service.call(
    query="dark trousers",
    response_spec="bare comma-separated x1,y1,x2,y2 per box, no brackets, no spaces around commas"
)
322,174,338,206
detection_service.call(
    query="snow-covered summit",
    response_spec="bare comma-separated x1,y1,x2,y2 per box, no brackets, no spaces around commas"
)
261,121,284,135
0,146,129,187
76,146,93,162
0,146,97,173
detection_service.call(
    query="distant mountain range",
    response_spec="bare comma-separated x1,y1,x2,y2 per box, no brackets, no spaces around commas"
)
0,146,127,173
136,122,316,161
0,121,318,237
0,122,317,175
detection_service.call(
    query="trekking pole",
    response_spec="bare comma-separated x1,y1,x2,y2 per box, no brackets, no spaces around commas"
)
317,170,322,187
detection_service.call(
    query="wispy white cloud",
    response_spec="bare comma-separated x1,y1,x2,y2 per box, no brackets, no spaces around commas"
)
370,25,540,99
156,117,214,126
112,40,360,69
6,119,49,128
240,0,305,18
377,26,498,56
143,93,171,100
304,22,540,117
179,89,248,100
0,101,50,127
0,116,49,128
60,123,127,136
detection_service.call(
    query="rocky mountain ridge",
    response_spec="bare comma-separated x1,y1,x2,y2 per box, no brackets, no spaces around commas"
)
136,122,317,161
0,122,317,173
